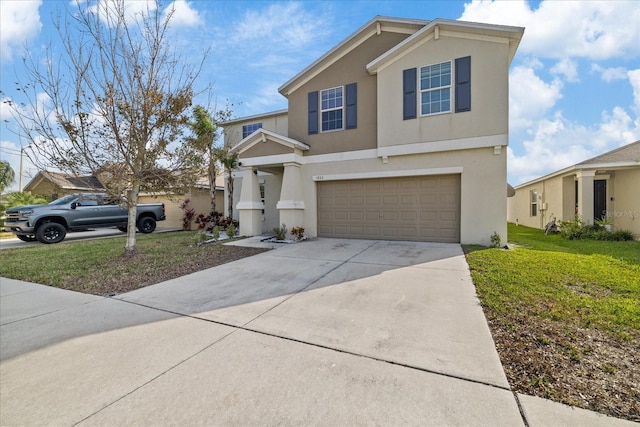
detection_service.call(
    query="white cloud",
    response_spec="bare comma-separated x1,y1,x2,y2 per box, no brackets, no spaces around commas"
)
0,0,42,62
508,108,640,185
627,69,640,118
230,2,328,50
460,0,640,60
551,59,579,83
88,0,157,26
164,0,201,28
509,66,563,130
591,64,629,82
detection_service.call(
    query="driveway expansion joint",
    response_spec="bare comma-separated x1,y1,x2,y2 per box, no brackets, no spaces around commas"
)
114,296,513,395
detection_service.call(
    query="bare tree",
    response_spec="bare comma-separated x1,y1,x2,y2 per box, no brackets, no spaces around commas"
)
7,0,206,255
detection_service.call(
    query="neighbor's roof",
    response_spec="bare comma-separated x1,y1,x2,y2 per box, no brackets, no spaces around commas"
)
25,171,105,192
515,140,640,189
577,140,640,165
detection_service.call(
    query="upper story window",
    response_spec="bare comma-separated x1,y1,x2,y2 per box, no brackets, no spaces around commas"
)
242,122,262,138
321,86,343,132
420,61,451,116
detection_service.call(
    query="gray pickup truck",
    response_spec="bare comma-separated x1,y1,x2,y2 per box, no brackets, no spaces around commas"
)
4,193,166,244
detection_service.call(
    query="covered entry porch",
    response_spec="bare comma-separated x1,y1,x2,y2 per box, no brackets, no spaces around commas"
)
232,129,310,237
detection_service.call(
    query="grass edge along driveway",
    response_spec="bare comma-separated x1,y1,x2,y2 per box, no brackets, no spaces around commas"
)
464,223,640,422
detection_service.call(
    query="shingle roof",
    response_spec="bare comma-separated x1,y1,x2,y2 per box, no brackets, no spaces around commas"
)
577,140,640,165
39,171,106,190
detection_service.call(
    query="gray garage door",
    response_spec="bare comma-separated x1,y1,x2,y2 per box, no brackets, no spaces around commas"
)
317,174,460,242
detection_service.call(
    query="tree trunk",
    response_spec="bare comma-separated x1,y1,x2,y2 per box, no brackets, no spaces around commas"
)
208,146,217,216
125,182,140,256
226,169,234,218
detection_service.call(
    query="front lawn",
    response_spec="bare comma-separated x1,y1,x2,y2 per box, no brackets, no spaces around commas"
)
465,223,639,421
0,232,268,295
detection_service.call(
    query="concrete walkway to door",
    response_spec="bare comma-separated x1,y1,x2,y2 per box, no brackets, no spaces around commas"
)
1,239,634,426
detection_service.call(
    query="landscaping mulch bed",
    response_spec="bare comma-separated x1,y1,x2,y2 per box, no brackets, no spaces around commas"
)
485,311,640,422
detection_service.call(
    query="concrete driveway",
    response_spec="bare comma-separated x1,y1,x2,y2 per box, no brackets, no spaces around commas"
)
0,238,632,426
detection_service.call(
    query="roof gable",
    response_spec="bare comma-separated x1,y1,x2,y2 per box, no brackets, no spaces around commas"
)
231,128,310,155
278,16,427,97
366,18,525,75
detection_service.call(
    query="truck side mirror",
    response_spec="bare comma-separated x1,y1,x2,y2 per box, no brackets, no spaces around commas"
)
70,202,78,209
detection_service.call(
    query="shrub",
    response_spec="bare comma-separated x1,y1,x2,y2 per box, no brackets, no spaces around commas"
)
225,222,236,238
195,213,211,230
211,226,220,240
179,199,195,231
559,215,634,241
208,212,239,230
290,226,305,240
609,230,635,241
490,231,502,248
273,223,287,240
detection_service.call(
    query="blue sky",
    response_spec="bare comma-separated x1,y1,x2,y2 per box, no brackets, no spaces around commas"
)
1,0,639,192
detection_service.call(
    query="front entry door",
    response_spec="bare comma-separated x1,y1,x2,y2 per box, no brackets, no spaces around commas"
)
593,180,607,221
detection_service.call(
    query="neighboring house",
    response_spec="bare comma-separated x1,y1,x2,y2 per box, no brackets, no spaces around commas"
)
508,141,640,237
22,171,224,229
24,171,106,200
223,16,524,245
138,175,225,229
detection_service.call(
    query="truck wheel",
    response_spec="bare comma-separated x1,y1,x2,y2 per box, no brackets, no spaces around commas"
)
36,222,67,244
137,216,156,233
117,226,128,232
17,234,37,242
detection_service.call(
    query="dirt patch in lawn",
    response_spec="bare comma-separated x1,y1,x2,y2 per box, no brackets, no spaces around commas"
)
486,313,640,421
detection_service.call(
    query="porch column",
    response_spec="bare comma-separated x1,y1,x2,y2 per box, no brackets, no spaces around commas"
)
576,171,595,224
236,167,263,236
276,162,305,233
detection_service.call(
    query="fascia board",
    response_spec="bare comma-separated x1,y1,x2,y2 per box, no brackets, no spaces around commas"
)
231,129,309,155
514,161,640,190
221,109,288,126
367,18,524,74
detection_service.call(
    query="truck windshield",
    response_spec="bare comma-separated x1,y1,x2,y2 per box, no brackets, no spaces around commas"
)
48,195,78,205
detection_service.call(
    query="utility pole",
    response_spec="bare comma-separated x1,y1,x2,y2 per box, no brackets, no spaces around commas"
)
19,147,24,191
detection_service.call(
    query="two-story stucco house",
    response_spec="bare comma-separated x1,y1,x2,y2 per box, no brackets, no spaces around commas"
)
223,16,524,245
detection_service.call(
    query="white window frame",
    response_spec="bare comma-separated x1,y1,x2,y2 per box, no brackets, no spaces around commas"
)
530,190,538,217
242,122,262,139
419,60,452,117
320,86,344,133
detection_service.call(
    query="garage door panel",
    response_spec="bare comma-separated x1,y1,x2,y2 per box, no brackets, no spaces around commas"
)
317,174,460,242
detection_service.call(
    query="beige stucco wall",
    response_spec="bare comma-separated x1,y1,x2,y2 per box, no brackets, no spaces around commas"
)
610,168,640,236
237,142,506,245
376,33,510,148
139,188,223,229
224,113,289,149
287,32,410,155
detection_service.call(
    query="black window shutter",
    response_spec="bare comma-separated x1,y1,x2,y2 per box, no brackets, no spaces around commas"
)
455,56,471,112
308,91,318,134
403,68,417,120
345,83,357,129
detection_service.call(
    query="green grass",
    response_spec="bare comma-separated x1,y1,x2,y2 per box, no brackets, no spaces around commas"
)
465,223,640,337
0,231,266,295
